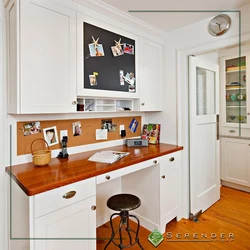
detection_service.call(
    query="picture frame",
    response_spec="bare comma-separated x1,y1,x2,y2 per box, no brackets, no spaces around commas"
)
43,126,59,146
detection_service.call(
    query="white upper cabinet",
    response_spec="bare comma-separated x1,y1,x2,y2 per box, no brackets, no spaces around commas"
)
139,37,163,111
6,0,164,113
220,51,250,130
7,0,77,114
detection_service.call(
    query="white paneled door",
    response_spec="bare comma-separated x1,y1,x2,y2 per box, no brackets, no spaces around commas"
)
189,56,220,217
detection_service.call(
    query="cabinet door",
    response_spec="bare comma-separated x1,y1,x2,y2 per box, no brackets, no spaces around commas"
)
139,38,163,111
159,152,181,233
34,196,96,250
19,0,76,113
221,137,250,186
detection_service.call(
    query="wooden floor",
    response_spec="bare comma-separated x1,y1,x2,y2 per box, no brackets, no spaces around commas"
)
96,186,250,249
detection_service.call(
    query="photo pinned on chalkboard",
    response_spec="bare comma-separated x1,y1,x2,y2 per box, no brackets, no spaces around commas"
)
119,70,124,85
123,72,135,86
89,44,105,57
123,43,134,55
89,75,97,86
111,46,124,57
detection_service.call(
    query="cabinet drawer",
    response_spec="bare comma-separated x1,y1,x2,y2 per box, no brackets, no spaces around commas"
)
164,151,181,166
34,177,96,218
96,158,160,184
221,127,239,136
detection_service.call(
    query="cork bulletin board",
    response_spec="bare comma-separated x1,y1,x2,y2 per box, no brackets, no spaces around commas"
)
17,116,141,156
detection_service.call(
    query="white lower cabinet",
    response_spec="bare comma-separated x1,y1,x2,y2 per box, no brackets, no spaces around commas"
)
221,137,250,187
34,196,96,250
8,177,96,250
159,152,181,232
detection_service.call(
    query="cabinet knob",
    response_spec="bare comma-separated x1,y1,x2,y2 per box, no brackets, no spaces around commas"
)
105,175,111,180
153,160,158,164
62,191,76,199
169,157,175,162
248,113,250,115
229,130,236,133
141,102,145,106
161,175,166,179
91,205,97,211
72,101,77,105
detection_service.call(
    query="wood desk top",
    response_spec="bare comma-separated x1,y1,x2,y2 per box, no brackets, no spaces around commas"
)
6,143,183,196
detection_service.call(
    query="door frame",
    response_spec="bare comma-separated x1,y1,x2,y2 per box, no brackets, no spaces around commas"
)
177,32,250,219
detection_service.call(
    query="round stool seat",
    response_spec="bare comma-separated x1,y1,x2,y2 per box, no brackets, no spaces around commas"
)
107,194,141,211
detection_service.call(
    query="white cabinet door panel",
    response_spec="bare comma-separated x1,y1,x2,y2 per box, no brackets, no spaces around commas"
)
35,196,96,250
221,137,250,186
140,38,163,111
19,0,76,113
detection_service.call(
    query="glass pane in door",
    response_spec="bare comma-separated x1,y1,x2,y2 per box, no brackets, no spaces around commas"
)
225,56,247,125
196,67,216,116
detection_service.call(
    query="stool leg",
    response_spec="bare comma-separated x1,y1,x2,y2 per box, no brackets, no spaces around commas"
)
104,213,120,250
125,214,132,245
118,216,124,249
129,214,144,250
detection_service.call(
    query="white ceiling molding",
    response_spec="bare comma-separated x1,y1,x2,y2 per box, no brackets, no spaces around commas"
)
73,0,167,39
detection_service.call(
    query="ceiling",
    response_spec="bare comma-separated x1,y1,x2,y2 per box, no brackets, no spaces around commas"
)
100,0,250,32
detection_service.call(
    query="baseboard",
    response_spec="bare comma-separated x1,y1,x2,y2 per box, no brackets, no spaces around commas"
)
221,180,250,193
131,211,159,233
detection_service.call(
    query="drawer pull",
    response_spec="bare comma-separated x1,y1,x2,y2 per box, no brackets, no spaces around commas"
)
229,130,235,133
105,175,111,180
161,175,166,179
62,191,76,199
169,157,175,162
141,102,145,106
91,205,97,211
153,160,158,164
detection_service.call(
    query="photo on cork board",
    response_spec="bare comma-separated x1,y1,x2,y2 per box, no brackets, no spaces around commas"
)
101,119,112,132
43,126,59,147
73,121,82,136
23,121,41,136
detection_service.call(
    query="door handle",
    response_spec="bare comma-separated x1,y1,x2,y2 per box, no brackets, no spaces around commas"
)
216,114,219,140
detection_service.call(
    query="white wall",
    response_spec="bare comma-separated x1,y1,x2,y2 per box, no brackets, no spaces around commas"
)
0,0,7,249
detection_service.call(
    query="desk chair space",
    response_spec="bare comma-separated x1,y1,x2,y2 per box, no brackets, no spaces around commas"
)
104,194,144,249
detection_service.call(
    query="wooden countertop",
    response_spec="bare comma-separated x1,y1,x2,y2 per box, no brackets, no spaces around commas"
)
6,143,183,196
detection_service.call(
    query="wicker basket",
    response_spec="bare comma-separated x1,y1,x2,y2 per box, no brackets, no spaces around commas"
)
31,139,51,166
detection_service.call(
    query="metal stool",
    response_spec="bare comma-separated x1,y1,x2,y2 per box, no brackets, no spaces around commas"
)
104,193,144,249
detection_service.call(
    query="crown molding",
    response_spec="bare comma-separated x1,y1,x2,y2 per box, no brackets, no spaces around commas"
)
73,0,167,40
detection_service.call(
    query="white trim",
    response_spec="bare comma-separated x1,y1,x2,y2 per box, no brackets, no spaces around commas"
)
177,31,250,219
73,0,166,39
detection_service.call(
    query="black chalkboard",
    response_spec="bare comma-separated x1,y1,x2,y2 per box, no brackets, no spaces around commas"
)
84,22,136,92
